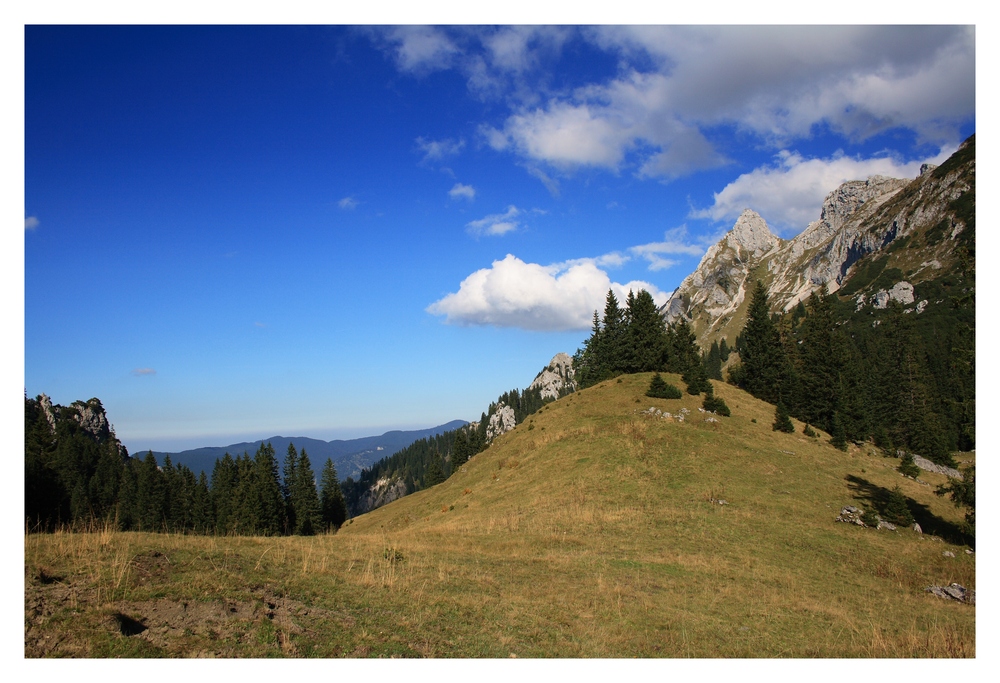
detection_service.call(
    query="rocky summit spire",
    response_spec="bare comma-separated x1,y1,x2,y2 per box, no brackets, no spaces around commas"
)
727,209,779,258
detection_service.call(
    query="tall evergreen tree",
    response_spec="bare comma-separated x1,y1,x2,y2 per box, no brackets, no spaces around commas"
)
282,443,299,535
252,442,285,536
292,449,322,535
624,289,668,373
320,458,348,531
734,280,793,404
211,453,238,534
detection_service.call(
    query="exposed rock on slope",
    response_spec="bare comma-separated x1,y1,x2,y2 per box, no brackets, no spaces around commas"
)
528,352,577,401
660,136,974,346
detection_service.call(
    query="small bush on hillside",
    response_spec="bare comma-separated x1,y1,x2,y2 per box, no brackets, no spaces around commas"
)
701,386,730,416
897,451,921,478
772,402,794,433
860,508,880,527
884,486,915,526
803,423,817,437
646,373,682,399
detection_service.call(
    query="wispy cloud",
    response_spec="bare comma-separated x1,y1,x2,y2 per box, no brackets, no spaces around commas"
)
427,254,668,332
416,136,465,163
131,368,156,376
466,205,523,237
338,196,358,210
254,322,267,328
25,216,39,230
449,183,476,201
629,226,704,270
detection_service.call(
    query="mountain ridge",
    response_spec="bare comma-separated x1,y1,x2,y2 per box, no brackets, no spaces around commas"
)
142,420,468,480
659,135,974,348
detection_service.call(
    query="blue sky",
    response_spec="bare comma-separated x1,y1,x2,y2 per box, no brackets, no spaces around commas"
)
22,24,976,453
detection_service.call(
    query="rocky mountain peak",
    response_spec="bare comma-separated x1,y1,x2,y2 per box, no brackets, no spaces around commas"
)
818,175,910,235
727,209,780,258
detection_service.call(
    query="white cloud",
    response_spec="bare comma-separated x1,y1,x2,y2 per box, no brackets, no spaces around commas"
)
427,254,669,332
378,26,459,74
691,147,956,232
629,226,705,269
416,136,465,163
466,205,523,237
449,183,476,201
338,196,358,210
25,216,39,230
132,368,156,376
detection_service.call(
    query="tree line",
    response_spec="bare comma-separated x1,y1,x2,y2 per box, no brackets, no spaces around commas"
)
728,277,974,466
25,398,347,535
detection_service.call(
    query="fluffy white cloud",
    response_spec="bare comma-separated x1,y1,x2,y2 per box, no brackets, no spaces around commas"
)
449,183,476,200
427,254,669,331
25,216,39,230
338,196,358,210
691,147,956,232
466,205,522,237
475,26,972,180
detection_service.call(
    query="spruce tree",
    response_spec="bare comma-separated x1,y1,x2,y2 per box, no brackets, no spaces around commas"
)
737,280,793,405
897,451,920,478
683,362,712,395
773,402,795,433
424,457,445,487
884,486,915,526
830,412,848,451
624,289,668,373
704,341,723,381
252,443,285,536
320,458,348,531
292,449,322,535
211,453,238,534
702,386,731,416
646,373,682,399
282,444,299,535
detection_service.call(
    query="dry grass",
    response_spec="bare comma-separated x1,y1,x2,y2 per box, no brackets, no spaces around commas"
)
25,374,975,657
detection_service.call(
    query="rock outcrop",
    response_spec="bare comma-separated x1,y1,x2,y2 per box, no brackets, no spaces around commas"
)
486,404,516,442
529,352,576,400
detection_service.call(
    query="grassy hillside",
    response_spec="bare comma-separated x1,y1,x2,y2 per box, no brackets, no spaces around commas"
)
25,375,974,657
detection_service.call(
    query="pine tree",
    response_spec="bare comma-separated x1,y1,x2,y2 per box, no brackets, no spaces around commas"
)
452,429,471,469
773,402,795,433
898,451,920,478
936,464,975,537
646,373,682,399
424,457,445,487
737,280,793,405
704,340,723,381
702,386,731,416
282,443,299,535
683,362,712,395
624,289,668,373
830,412,848,452
292,449,322,535
252,443,285,536
796,290,841,432
884,486,915,526
211,453,238,534
320,458,348,531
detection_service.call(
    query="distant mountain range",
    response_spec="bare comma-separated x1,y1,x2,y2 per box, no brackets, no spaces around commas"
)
137,420,468,481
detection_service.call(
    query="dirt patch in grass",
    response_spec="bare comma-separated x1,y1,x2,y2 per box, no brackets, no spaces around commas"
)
25,579,351,658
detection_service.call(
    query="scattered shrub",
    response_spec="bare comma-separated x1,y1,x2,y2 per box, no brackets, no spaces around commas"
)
646,373,683,399
772,402,794,433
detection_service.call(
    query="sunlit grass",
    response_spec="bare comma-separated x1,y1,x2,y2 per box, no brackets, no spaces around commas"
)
25,374,974,657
